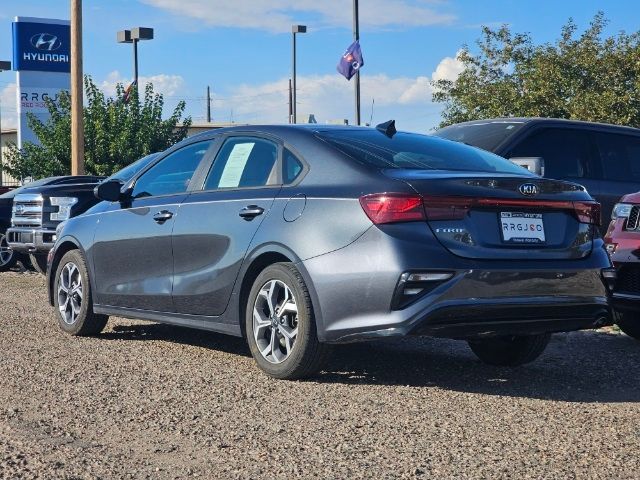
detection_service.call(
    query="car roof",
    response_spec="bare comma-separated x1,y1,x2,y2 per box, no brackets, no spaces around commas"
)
449,117,640,134
183,123,422,144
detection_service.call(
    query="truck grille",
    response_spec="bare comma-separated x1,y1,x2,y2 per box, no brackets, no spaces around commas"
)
11,194,44,228
625,206,640,230
616,264,640,295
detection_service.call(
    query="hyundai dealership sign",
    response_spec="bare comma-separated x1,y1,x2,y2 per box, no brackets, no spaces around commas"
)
12,17,71,148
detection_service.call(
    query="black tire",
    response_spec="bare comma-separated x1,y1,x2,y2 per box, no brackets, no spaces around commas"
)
245,262,331,380
0,230,17,272
17,253,32,270
468,333,551,366
616,311,640,340
29,253,48,275
53,249,108,336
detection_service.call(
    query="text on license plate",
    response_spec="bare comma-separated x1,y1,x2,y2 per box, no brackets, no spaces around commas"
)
500,212,545,244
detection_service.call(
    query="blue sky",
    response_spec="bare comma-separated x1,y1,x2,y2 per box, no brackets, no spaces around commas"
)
1,0,638,132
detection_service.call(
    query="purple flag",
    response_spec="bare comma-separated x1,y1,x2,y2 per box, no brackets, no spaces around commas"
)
337,41,364,81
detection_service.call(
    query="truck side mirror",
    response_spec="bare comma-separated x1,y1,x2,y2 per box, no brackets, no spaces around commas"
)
509,157,545,176
94,179,125,202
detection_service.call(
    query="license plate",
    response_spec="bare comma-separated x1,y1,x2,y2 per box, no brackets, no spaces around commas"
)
500,212,545,244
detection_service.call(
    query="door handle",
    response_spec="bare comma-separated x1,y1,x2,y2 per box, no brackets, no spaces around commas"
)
153,210,174,224
239,205,264,220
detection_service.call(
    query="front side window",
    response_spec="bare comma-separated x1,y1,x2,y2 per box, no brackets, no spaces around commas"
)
204,137,278,190
132,141,213,198
509,128,593,179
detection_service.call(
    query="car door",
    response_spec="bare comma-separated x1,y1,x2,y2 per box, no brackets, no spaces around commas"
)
171,135,283,317
592,132,640,224
91,140,215,311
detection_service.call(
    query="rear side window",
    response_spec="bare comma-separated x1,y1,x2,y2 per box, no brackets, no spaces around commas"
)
283,149,303,184
318,130,528,175
433,121,525,152
205,137,278,190
508,128,594,179
595,133,640,182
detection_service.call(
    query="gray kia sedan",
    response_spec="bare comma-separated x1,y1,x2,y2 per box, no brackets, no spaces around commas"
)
47,123,613,379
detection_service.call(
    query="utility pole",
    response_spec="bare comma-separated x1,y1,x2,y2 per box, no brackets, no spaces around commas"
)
288,78,293,124
206,85,211,123
71,0,84,175
353,0,361,126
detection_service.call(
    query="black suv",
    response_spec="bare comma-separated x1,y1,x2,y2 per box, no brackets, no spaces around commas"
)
433,118,640,225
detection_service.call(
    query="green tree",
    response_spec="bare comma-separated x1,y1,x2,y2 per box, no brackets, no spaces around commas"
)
4,76,191,179
432,12,640,129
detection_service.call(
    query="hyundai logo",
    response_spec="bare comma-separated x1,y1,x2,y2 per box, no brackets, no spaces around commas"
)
30,33,62,52
519,183,540,196
14,205,25,215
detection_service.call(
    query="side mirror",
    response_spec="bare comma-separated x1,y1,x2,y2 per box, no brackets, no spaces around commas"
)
94,179,126,202
509,157,545,176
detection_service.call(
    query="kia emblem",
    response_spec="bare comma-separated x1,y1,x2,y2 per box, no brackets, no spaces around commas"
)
519,183,539,196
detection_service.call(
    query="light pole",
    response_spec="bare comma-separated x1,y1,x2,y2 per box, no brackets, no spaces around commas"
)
291,25,307,124
0,61,10,186
117,27,154,87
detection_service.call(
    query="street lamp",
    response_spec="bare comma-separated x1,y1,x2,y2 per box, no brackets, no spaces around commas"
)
0,61,11,187
291,25,307,124
117,27,154,87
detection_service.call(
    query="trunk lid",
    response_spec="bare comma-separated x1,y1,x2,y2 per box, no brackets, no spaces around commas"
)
386,170,599,260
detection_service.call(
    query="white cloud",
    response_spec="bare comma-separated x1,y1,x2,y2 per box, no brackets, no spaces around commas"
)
210,72,435,127
431,50,464,82
1,83,18,130
99,71,185,98
209,51,462,128
141,0,456,33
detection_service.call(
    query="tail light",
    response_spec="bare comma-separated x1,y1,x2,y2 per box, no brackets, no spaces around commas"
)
360,194,601,226
359,193,425,224
573,201,601,226
423,196,601,226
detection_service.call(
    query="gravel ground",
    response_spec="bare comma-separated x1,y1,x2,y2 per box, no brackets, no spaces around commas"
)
1,271,640,479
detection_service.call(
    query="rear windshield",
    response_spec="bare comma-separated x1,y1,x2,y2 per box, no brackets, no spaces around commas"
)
433,121,525,152
317,129,530,175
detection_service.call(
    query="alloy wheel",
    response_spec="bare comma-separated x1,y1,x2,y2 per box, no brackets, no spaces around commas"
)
253,279,299,364
57,262,84,325
0,233,13,267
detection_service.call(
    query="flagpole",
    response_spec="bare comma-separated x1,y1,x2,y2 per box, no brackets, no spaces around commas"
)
353,0,361,126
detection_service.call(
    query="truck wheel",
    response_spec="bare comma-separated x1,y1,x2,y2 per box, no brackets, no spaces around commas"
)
0,230,17,272
245,263,331,380
53,249,108,336
29,254,48,275
616,311,640,340
468,333,551,366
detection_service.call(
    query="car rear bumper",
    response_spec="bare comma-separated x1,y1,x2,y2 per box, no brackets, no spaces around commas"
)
7,227,56,254
301,224,613,343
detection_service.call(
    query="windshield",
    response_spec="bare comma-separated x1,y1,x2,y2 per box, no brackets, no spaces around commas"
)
432,121,526,152
106,153,159,183
317,129,530,175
